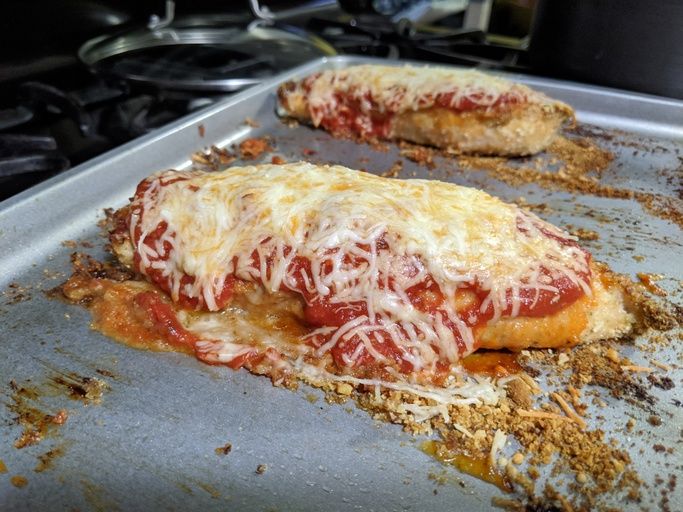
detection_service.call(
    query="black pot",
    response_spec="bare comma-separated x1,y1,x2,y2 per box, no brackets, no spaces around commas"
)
528,0,683,99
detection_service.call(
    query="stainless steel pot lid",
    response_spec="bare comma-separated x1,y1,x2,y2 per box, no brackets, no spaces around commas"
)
78,17,336,92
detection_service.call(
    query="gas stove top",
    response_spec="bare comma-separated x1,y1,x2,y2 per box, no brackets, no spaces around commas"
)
0,2,529,201
0,66,231,200
305,13,526,69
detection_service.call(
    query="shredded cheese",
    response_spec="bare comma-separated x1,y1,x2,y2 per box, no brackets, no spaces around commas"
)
489,429,507,466
650,359,671,371
517,409,572,422
551,392,587,430
293,357,505,408
620,365,654,373
518,372,542,394
129,162,591,376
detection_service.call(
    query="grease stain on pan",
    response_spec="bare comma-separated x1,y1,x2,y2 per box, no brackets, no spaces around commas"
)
80,478,121,512
175,478,223,499
10,475,28,488
52,346,125,384
34,443,69,473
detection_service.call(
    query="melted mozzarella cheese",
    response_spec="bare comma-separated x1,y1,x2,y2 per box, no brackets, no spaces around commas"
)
292,357,504,407
302,64,562,124
130,162,590,369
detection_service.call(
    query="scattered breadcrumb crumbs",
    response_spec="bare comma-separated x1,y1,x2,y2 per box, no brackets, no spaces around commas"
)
399,143,435,168
215,443,232,455
567,226,600,241
605,347,620,364
648,415,662,426
621,365,653,373
10,475,28,488
243,117,260,128
191,145,236,170
650,359,671,371
239,137,272,160
637,272,667,296
457,136,683,228
51,409,68,425
381,160,403,178
2,282,32,305
551,392,587,430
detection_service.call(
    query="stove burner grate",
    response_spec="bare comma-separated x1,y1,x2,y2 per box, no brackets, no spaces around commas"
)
307,15,527,70
0,134,69,178
96,45,277,85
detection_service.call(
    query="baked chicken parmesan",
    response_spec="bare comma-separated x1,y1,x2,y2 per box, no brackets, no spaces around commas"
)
277,65,574,156
64,163,634,392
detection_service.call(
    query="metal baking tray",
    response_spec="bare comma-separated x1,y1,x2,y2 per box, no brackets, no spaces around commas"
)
1,56,681,511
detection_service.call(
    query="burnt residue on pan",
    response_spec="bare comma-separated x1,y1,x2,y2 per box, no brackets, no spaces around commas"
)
1,282,33,306
5,379,69,449
48,372,107,403
3,368,109,476
34,444,68,473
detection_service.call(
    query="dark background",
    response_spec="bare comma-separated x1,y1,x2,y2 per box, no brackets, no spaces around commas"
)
0,1,268,84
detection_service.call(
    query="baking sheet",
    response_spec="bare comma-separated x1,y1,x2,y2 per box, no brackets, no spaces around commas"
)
0,56,681,511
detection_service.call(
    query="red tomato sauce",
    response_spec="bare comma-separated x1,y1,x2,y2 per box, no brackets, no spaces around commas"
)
306,86,526,141
134,291,198,350
312,92,393,139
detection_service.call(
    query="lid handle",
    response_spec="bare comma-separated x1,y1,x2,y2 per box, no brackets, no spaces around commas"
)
148,0,176,31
